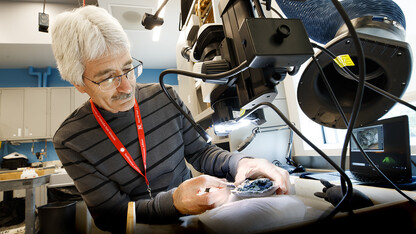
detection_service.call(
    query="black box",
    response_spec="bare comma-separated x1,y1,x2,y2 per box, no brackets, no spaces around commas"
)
238,18,314,68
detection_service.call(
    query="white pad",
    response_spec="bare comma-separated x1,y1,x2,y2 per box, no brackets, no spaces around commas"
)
198,195,306,233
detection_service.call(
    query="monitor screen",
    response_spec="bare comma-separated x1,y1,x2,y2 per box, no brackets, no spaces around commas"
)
351,124,384,152
349,115,411,183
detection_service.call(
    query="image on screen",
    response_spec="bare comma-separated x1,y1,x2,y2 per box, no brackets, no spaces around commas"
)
351,124,384,152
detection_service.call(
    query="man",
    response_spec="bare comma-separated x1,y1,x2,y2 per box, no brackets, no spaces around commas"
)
51,5,289,233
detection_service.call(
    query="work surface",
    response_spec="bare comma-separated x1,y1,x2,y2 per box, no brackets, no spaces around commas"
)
0,167,55,180
0,172,53,234
133,176,416,234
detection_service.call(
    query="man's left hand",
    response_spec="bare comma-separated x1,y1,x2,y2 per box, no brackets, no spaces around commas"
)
235,158,290,195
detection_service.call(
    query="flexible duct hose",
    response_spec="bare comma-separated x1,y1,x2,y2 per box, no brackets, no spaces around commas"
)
275,0,406,44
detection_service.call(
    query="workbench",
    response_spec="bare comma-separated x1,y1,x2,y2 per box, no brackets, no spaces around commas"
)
129,176,416,233
0,168,54,233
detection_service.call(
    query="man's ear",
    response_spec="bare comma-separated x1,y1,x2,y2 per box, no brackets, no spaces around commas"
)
74,84,86,93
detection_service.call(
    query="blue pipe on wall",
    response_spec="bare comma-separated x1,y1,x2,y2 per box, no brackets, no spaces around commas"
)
43,66,52,87
28,66,52,87
28,66,42,87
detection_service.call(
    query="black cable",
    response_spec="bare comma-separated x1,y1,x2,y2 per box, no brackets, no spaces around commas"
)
312,56,416,206
235,101,354,219
330,1,366,205
260,2,285,19
287,127,293,159
159,61,250,143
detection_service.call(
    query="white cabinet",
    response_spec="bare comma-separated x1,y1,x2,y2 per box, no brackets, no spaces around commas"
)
0,88,48,140
50,88,71,137
73,89,89,109
24,89,48,138
50,88,89,136
0,89,24,139
0,87,89,141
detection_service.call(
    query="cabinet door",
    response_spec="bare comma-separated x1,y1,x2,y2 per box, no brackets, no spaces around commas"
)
24,89,48,138
0,89,24,140
73,89,89,110
50,88,71,136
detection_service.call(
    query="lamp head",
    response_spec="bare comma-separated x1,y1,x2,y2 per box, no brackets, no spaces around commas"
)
211,87,266,136
141,12,164,30
298,29,412,129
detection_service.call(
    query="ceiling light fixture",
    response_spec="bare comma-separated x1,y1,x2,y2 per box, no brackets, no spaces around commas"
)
140,0,169,41
38,0,49,33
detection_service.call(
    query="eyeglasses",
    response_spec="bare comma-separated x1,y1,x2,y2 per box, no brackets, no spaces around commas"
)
83,58,143,92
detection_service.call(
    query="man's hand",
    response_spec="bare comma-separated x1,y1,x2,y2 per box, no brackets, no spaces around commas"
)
173,175,230,215
235,158,290,195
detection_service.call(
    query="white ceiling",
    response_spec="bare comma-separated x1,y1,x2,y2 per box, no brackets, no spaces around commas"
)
98,0,182,69
0,0,181,69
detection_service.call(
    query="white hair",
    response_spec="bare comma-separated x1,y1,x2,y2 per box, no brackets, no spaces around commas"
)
51,6,131,85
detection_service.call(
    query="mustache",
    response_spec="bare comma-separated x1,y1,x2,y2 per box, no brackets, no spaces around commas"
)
111,92,133,101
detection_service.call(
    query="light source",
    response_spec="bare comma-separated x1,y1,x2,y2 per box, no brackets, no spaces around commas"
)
141,0,168,32
210,87,266,136
275,0,411,129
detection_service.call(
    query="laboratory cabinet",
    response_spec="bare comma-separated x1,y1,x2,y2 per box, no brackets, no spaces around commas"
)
0,87,89,141
0,88,47,140
0,89,24,139
50,88,71,137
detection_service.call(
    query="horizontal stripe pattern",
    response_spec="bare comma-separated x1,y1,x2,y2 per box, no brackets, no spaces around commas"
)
53,83,245,232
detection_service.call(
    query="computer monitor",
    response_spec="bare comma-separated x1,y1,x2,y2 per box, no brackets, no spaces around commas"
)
349,115,412,183
351,124,384,152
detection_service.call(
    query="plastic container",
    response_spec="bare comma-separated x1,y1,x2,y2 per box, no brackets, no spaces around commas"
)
38,201,76,234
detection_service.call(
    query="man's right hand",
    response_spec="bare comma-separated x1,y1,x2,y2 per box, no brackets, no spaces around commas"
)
172,175,230,215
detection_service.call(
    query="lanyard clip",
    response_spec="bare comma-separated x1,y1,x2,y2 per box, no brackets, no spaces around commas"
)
147,185,153,200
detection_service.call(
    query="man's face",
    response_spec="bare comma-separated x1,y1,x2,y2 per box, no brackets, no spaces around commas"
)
75,51,136,113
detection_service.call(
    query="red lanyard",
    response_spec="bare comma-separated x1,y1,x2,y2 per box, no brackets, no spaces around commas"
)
90,99,152,199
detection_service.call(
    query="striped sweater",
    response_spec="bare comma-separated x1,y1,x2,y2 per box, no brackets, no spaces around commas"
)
53,83,246,233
